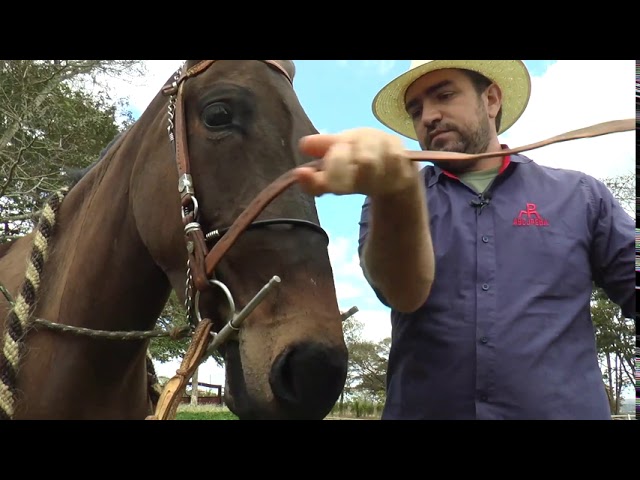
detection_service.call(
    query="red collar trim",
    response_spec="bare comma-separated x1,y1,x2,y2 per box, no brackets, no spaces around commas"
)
440,145,511,180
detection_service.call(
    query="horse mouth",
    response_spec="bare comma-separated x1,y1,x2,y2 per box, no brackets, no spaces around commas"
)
222,339,348,420
222,340,264,420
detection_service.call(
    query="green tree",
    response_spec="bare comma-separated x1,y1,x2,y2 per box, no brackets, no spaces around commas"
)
338,312,390,403
591,286,634,414
347,337,390,401
600,172,633,217
334,311,364,413
0,60,145,242
342,309,365,344
590,171,635,415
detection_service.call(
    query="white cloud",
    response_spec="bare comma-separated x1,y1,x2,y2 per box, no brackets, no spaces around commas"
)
85,60,184,122
353,308,392,342
326,235,391,341
120,60,184,114
328,237,362,277
500,60,635,180
334,280,364,300
327,235,350,265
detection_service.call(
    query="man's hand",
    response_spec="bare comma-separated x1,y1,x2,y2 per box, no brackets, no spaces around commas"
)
295,128,419,197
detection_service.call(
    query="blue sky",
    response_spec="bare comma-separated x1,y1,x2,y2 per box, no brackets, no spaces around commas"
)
114,60,635,384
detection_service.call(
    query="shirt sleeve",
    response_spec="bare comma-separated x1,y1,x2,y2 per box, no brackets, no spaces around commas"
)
587,176,635,319
358,195,391,308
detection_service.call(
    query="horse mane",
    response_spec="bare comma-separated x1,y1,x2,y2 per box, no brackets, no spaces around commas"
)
65,127,130,189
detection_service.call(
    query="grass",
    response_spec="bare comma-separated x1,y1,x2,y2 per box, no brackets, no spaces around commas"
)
176,404,239,420
174,404,380,420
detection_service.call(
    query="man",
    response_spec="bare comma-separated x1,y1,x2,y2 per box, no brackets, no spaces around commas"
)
294,60,634,420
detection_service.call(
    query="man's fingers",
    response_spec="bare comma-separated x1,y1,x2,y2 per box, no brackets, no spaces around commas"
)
324,142,356,194
297,129,418,197
298,134,341,158
293,167,329,196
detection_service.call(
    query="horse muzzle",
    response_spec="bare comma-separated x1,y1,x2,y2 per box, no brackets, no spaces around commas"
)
269,340,348,420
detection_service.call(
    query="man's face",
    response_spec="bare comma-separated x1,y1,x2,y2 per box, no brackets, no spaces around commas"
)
404,68,495,173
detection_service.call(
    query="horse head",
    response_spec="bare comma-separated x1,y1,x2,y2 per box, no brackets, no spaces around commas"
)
130,60,348,419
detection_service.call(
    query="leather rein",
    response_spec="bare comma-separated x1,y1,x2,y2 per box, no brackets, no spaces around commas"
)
147,60,634,420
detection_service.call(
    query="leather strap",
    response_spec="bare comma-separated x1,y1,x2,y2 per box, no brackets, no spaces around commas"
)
204,159,321,277
146,318,213,420
147,60,298,421
263,60,293,85
164,60,296,286
202,117,634,278
405,118,634,162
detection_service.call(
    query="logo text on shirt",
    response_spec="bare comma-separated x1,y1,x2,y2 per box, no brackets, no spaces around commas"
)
513,203,549,227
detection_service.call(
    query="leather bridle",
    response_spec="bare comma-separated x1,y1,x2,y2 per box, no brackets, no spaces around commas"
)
162,60,328,325
148,60,332,419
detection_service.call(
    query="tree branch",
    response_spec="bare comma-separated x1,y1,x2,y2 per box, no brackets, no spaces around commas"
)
0,61,104,158
0,137,36,197
0,211,41,223
618,352,634,386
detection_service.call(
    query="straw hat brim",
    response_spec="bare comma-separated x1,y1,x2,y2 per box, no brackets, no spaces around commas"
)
372,60,532,140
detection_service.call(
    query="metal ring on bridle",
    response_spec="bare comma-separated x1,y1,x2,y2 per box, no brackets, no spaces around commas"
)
181,196,199,220
184,222,202,236
194,279,235,326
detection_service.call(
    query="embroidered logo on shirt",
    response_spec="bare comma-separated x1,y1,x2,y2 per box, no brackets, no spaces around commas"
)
513,203,549,227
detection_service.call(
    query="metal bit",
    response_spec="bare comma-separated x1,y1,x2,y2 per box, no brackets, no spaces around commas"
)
206,275,281,355
340,306,359,322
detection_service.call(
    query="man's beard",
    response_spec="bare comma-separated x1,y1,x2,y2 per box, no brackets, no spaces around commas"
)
425,108,492,174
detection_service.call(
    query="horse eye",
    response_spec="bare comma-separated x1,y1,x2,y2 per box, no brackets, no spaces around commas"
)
202,102,233,128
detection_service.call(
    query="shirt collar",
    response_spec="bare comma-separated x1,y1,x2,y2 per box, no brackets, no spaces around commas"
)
425,145,531,187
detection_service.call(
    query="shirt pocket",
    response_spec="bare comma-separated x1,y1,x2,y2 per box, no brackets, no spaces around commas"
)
505,226,591,294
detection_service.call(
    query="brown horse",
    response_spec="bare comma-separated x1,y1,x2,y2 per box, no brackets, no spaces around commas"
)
0,60,349,420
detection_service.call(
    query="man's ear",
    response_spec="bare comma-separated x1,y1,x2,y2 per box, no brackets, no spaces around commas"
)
486,83,502,121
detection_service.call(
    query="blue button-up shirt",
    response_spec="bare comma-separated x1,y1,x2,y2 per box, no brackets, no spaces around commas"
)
358,153,634,420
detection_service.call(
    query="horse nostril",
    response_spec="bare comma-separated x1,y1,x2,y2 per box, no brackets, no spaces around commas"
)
269,342,348,419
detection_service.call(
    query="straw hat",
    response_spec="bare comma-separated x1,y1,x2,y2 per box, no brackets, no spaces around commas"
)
372,60,532,140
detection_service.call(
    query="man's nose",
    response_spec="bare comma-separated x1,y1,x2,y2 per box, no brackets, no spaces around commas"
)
420,106,442,130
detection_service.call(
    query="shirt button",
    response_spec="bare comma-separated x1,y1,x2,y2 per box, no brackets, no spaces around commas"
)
480,336,488,344
482,235,489,243
482,284,490,291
